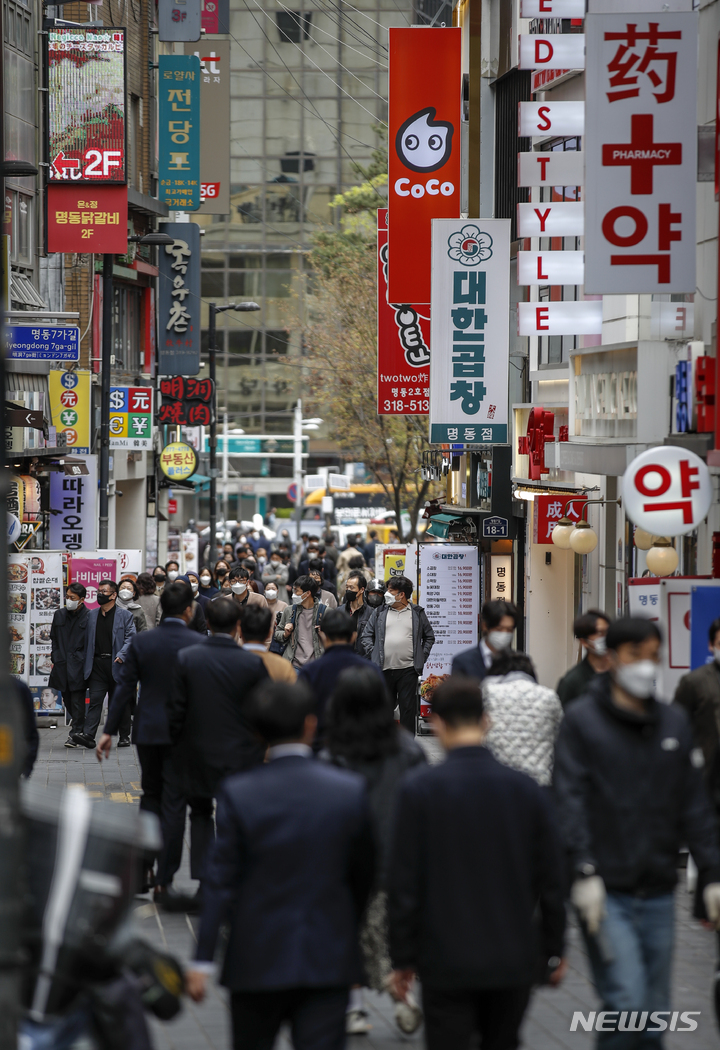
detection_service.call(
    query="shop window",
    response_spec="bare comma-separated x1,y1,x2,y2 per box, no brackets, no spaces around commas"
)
112,286,142,374
276,11,312,43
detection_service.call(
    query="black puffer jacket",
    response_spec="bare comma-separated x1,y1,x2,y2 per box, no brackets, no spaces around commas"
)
553,674,720,894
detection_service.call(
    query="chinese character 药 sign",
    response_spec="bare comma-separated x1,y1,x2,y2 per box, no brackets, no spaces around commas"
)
429,219,510,444
158,55,201,210
6,325,79,362
584,12,697,293
158,222,201,375
109,386,153,449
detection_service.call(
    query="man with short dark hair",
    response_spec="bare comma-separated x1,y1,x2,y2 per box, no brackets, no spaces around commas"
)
225,565,268,609
81,579,135,748
49,582,89,748
388,676,566,1049
274,575,327,669
238,604,296,683
556,609,611,708
555,617,720,1038
451,600,518,682
343,570,371,652
308,558,338,608
185,681,375,1050
361,576,435,733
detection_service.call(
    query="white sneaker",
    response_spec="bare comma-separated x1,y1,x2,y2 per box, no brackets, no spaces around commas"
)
345,1008,372,1035
394,993,423,1034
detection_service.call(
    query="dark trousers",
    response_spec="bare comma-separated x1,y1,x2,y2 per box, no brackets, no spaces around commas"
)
422,985,531,1050
156,752,214,887
383,667,418,734
85,662,116,740
62,688,86,736
230,987,348,1050
118,693,135,740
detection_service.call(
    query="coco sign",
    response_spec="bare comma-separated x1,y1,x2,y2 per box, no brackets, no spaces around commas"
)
622,446,712,537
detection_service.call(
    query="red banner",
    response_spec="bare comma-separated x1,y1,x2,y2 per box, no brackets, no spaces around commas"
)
377,209,430,415
47,184,128,253
388,27,461,304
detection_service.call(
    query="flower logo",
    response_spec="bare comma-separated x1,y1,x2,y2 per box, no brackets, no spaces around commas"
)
447,225,493,266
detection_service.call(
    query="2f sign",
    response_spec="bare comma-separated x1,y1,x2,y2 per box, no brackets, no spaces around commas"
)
51,150,123,181
622,446,712,537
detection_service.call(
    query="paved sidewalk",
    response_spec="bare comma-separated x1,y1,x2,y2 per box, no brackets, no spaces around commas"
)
32,724,720,1049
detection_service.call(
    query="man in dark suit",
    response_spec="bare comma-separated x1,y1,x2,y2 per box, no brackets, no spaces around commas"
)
49,581,89,748
298,609,383,747
451,599,518,682
97,580,199,903
387,676,566,1050
167,597,269,888
186,681,375,1050
80,579,135,748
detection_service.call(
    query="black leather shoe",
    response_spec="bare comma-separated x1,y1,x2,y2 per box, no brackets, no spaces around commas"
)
154,886,199,914
79,734,96,749
118,737,131,748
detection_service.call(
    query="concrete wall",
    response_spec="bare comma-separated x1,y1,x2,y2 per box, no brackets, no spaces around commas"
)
525,502,577,689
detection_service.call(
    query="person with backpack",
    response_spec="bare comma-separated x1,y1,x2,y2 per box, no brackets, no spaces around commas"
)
273,575,327,670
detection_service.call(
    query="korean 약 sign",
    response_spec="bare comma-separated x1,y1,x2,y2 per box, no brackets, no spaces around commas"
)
585,12,697,293
49,456,97,551
47,28,126,184
622,445,712,537
47,185,127,253
109,386,153,449
158,55,201,211
159,376,213,426
159,441,198,480
388,28,461,304
6,325,79,362
185,40,230,215
377,210,429,416
429,219,510,444
419,545,478,715
49,370,91,454
158,222,201,375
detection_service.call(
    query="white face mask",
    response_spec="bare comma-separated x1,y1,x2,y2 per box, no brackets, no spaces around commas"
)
66,598,79,611
292,593,305,605
118,589,133,602
615,660,657,699
590,636,607,656
265,588,278,601
385,591,398,606
190,581,199,593
167,571,179,582
487,630,513,651
271,560,281,568
231,582,247,595
200,575,211,586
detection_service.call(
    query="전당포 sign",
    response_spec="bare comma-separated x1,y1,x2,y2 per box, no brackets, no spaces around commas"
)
7,326,79,362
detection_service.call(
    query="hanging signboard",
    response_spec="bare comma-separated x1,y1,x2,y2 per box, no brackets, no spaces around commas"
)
159,375,213,425
517,251,585,286
518,300,602,336
518,34,585,71
388,27,461,304
518,102,585,138
429,218,510,444
49,456,97,551
109,386,153,449
184,40,231,215
49,370,91,454
158,222,201,375
47,185,128,254
584,12,697,293
159,440,198,480
377,210,430,416
158,54,201,211
6,324,79,362
47,28,126,184
202,0,229,33
158,0,201,42
8,551,64,709
517,150,584,188
517,202,584,238
520,0,584,15
622,445,712,537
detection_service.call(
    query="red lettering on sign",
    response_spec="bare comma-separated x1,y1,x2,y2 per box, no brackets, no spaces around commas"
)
635,463,671,497
602,206,648,247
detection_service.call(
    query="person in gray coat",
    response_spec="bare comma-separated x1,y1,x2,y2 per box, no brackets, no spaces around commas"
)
81,580,135,747
361,576,435,734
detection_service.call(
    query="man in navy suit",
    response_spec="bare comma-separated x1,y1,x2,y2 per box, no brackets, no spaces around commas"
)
186,681,375,1050
80,579,135,747
97,580,200,902
451,600,518,682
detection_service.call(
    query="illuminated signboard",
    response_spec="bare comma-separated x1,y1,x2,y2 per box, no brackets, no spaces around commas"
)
47,28,126,184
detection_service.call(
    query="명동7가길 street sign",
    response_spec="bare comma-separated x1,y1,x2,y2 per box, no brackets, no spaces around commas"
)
6,326,79,361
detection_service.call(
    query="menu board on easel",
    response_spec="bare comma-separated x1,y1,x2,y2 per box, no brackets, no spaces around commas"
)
8,551,64,711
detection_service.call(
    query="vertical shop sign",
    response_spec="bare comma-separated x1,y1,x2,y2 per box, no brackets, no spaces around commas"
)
158,222,201,375
185,40,230,214
49,456,97,551
158,54,201,210
49,370,91,454
108,386,154,449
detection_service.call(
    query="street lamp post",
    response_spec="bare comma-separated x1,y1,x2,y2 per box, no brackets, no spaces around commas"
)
292,400,322,535
207,301,260,566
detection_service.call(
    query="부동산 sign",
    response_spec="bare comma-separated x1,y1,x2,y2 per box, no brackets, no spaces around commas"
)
429,219,510,444
6,325,79,361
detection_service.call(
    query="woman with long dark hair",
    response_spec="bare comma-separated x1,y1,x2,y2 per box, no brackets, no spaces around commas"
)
321,666,426,1036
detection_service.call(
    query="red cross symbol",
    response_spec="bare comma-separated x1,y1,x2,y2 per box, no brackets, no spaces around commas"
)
602,114,681,194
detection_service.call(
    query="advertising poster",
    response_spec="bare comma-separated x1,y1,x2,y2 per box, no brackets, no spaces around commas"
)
375,543,418,592
377,209,430,416
49,370,91,454
49,456,98,551
69,557,117,609
8,552,64,711
418,544,479,714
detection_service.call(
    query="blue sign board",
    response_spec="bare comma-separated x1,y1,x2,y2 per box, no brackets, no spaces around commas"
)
690,584,720,670
482,515,509,539
158,55,201,211
6,325,79,361
158,221,201,376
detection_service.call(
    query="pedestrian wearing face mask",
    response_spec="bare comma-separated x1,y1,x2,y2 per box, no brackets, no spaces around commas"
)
162,573,207,634
165,560,180,584
554,617,720,1038
152,567,167,595
262,553,289,591
223,566,268,610
274,576,327,669
361,577,435,734
213,559,230,590
117,577,149,635
556,610,611,708
451,600,518,682
198,567,219,603
136,572,162,628
81,580,135,748
49,582,90,748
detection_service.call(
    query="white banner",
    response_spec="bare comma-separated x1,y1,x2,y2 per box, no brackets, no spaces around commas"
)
519,102,585,138
419,544,479,710
517,150,584,187
584,12,697,293
9,551,64,711
518,300,603,336
48,455,97,551
429,219,510,444
517,251,585,285
518,34,585,70
521,0,585,15
517,201,584,238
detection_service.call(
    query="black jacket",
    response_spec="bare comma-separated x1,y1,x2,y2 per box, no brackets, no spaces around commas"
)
553,674,720,893
389,746,565,989
168,634,269,797
196,754,374,991
297,644,384,746
48,605,89,692
104,619,199,744
451,645,488,682
298,556,337,583
17,680,38,778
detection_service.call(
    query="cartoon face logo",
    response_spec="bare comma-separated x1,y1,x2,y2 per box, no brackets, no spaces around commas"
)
396,107,454,173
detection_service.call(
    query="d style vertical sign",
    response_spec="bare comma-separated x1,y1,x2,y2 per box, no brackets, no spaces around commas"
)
388,28,461,305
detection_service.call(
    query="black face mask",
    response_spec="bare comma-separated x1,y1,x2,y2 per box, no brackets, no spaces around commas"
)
97,593,113,606
216,569,227,578
154,575,166,585
367,593,384,607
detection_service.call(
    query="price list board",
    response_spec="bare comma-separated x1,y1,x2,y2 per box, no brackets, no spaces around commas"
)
419,545,479,710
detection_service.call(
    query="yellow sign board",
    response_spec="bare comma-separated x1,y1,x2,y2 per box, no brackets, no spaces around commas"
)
159,441,198,481
49,370,91,453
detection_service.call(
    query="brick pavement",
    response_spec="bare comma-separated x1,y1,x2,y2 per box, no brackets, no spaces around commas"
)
31,724,720,1049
